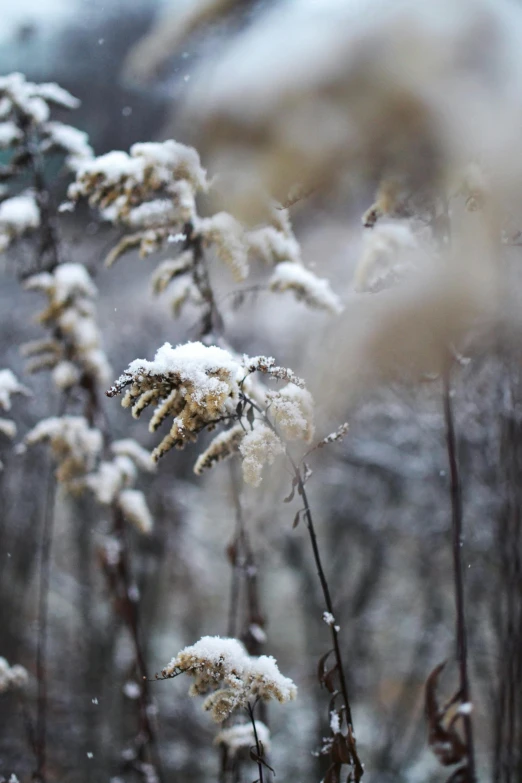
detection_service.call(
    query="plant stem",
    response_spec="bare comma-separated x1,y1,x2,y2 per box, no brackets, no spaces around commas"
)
442,369,476,783
290,458,363,780
184,222,223,338
242,394,363,780
247,700,264,783
111,505,163,781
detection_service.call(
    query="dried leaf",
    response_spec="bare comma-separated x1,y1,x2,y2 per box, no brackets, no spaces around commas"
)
425,661,467,766
317,649,335,686
284,477,298,503
324,664,339,694
329,692,341,713
331,734,352,765
292,510,301,529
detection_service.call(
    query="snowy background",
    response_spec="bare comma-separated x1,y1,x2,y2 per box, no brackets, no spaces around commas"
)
0,2,519,783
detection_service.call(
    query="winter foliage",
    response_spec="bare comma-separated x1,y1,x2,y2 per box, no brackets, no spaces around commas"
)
3,1,522,780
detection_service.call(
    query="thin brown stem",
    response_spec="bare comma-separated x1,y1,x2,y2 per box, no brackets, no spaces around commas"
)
241,394,363,780
112,507,161,764
247,700,264,783
442,369,476,783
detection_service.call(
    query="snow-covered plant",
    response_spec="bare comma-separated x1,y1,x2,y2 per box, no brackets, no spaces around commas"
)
107,341,314,484
25,415,103,486
106,324,364,780
0,73,92,263
85,439,155,534
24,415,154,533
159,636,296,721
68,139,342,329
0,74,164,780
22,262,111,390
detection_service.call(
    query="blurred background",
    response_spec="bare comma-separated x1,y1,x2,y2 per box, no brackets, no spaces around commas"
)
0,2,520,783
